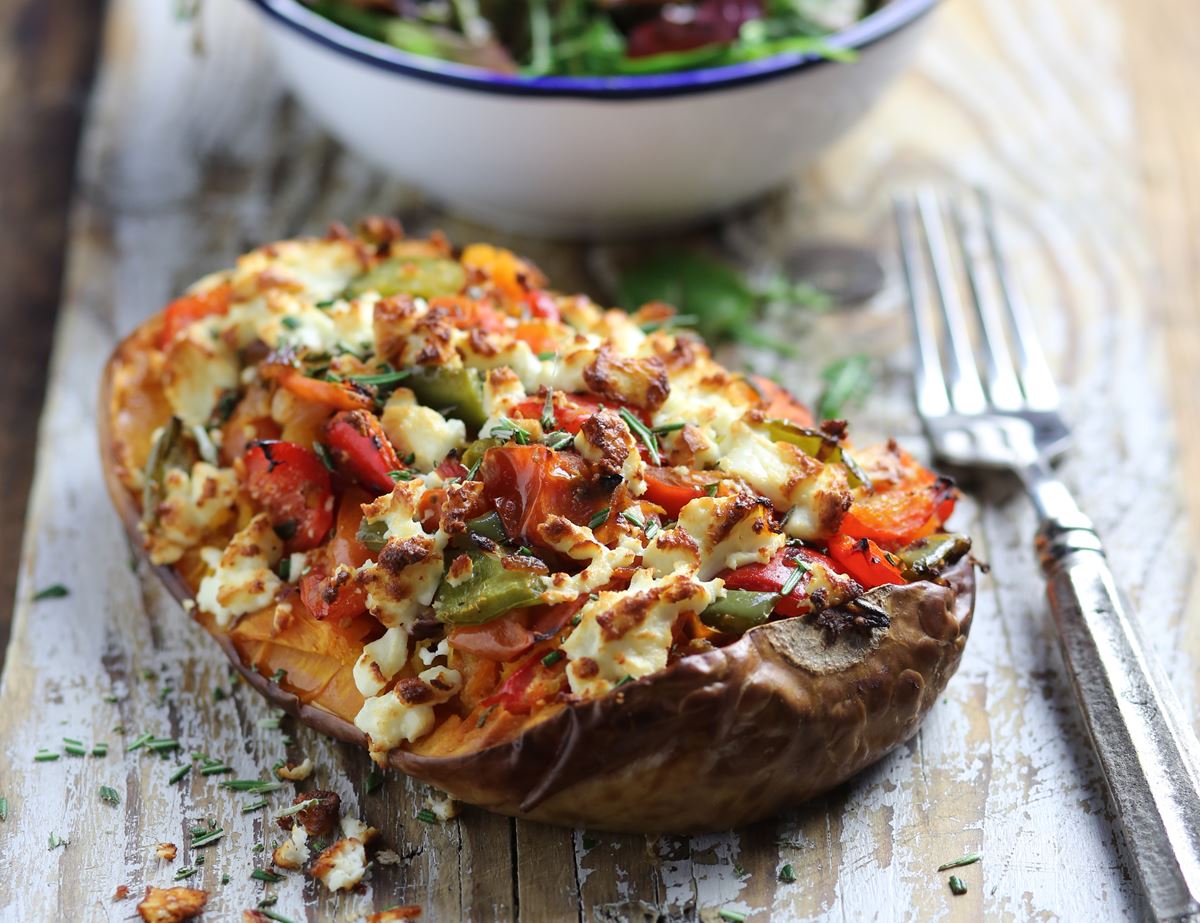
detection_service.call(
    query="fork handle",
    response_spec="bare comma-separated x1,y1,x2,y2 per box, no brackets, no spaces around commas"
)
1039,515,1200,921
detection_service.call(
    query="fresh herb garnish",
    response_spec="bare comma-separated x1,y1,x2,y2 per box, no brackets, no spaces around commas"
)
256,909,299,923
47,832,67,850
541,650,563,667
168,764,191,784
387,469,416,481
717,911,747,923
365,768,385,794
619,509,645,530
637,313,698,334
651,422,686,434
269,668,287,685
948,875,968,896
275,798,320,820
416,808,438,824
542,430,573,451
190,827,225,848
778,863,796,883
540,391,557,431
312,441,336,473
199,762,233,776
125,732,153,752
99,785,120,806
280,316,300,330
778,558,809,598
173,866,198,881
614,675,634,688
704,483,719,497
537,351,557,361
33,749,59,762
617,407,660,464
91,742,109,757
476,704,497,728
241,799,269,814
644,520,661,542
0,797,7,822
588,508,610,530
491,417,532,446
937,852,981,872
220,779,284,794
32,584,69,601
347,368,411,388
251,868,284,883
817,354,872,421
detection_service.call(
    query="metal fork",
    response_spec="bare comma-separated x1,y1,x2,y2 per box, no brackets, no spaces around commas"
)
896,189,1200,922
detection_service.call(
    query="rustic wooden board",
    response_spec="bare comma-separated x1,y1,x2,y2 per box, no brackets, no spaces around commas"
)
1,0,1197,920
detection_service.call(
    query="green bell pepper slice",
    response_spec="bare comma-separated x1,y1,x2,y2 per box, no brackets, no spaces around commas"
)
893,532,971,581
762,418,871,488
407,366,488,430
700,590,778,634
346,257,466,300
434,550,549,626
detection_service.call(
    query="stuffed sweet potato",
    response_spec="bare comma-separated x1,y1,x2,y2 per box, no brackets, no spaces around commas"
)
100,221,975,832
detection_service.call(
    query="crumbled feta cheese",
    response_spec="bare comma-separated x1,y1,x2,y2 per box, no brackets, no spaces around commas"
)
562,569,720,698
144,462,239,565
161,337,238,428
381,388,466,471
353,625,411,698
275,758,314,781
195,514,284,628
311,837,369,892
272,824,308,870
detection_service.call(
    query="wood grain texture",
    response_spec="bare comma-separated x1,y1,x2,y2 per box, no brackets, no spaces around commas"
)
0,0,1197,920
0,0,103,653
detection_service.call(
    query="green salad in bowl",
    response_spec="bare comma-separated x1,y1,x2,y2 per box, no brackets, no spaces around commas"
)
303,0,874,75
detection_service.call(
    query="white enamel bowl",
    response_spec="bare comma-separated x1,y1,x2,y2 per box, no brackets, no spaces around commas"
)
247,0,937,238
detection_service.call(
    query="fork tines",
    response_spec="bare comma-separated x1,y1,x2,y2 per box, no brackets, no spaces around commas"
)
893,189,1060,420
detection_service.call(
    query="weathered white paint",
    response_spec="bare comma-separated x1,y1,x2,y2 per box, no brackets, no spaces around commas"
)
0,0,1195,920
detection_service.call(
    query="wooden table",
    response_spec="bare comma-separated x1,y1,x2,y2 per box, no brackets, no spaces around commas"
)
1,0,1198,920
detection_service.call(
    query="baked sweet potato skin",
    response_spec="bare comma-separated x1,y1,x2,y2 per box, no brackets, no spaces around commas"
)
100,320,975,834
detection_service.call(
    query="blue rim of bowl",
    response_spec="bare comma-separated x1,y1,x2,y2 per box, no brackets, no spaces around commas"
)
246,0,938,100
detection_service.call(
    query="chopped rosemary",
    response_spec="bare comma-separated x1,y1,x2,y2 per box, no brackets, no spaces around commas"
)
146,737,180,754
717,910,746,923
280,316,300,330
614,675,634,688
63,743,87,757
416,808,438,824
257,910,298,923
778,863,796,883
34,750,59,762
48,832,67,850
541,650,563,668
220,779,284,794
125,732,154,752
540,391,556,430
312,441,336,472
705,482,719,497
190,827,225,848
464,457,483,481
0,797,7,822
32,584,69,601
948,875,968,896
476,705,497,728
200,762,233,776
619,509,645,530
618,407,660,464
543,430,573,451
251,868,284,883
652,422,687,434
588,508,610,529
276,557,290,581
168,764,191,784
174,866,198,881
365,768,385,794
241,799,269,814
91,742,109,757
937,852,981,872
492,417,532,445
644,520,661,542
638,313,698,333
275,798,319,820
388,469,416,481
269,668,287,685
62,737,82,746
99,785,120,806
778,558,809,598
347,368,411,388
537,350,557,361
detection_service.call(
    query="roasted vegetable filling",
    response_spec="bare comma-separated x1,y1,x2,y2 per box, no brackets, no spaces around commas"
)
120,223,969,763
